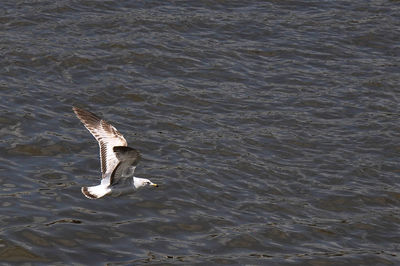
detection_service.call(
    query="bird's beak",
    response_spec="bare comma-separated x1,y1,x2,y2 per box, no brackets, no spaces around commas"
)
151,183,159,187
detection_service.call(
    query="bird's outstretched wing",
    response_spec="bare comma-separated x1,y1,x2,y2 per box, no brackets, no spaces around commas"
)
73,107,127,177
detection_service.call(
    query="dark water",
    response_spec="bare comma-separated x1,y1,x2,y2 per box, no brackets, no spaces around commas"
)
1,0,400,264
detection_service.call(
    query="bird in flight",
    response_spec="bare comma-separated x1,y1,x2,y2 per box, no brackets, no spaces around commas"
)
73,107,158,199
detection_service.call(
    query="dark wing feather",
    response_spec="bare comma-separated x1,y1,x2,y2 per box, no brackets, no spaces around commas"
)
110,146,141,185
113,146,141,164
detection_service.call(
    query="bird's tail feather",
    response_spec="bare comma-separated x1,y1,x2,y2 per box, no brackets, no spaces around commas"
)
81,185,110,199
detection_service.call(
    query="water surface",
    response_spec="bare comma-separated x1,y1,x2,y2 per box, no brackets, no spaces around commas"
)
1,0,399,264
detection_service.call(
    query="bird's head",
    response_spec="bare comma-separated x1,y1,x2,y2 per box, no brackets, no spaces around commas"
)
133,177,158,189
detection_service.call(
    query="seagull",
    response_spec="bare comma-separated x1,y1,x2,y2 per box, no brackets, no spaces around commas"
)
73,107,158,199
